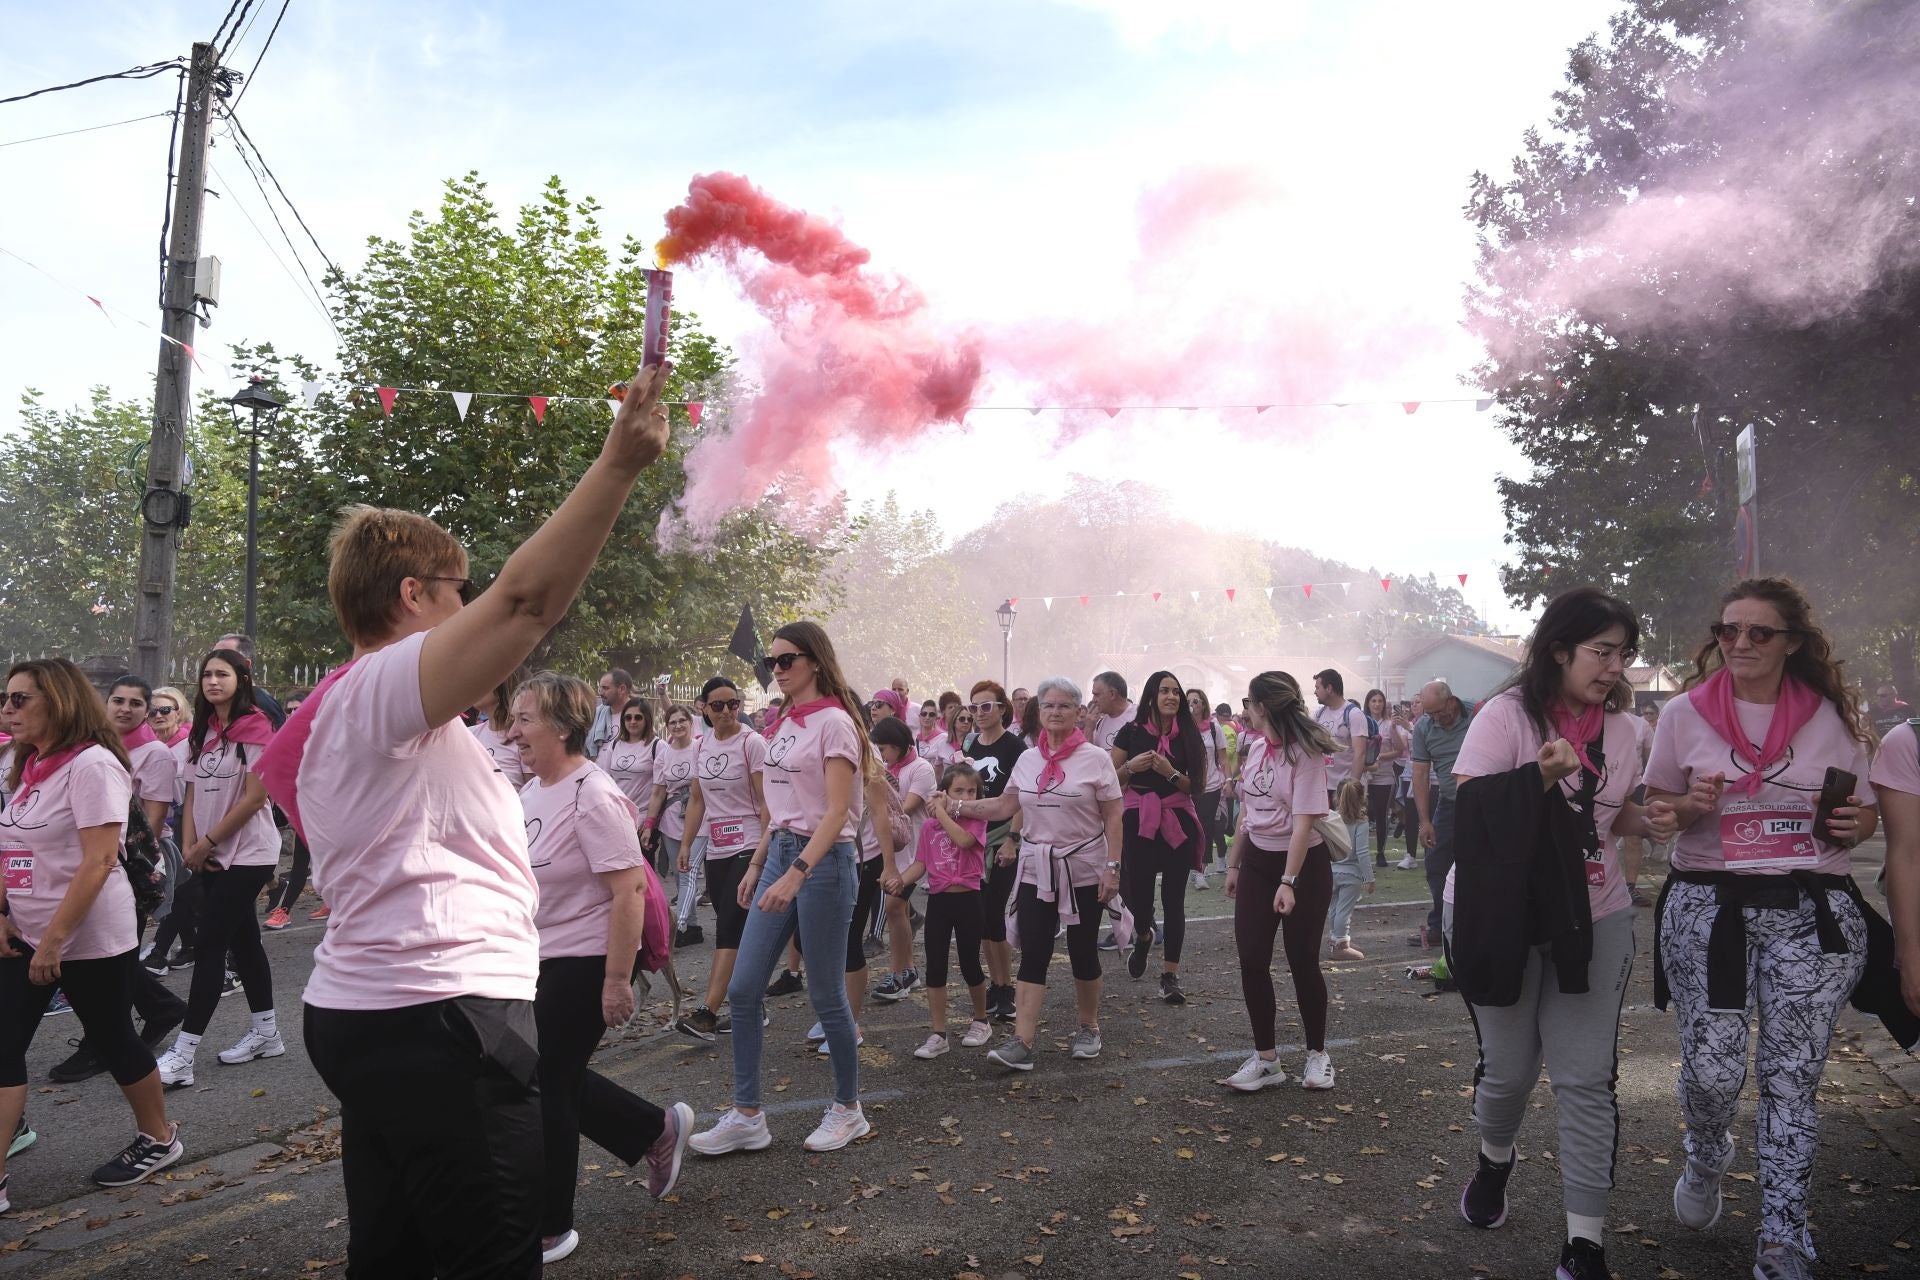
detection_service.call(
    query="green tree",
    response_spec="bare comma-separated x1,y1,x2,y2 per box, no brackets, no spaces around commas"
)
1468,0,1920,693
815,495,976,694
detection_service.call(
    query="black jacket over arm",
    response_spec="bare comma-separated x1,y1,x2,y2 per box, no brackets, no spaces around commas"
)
1451,762,1597,1007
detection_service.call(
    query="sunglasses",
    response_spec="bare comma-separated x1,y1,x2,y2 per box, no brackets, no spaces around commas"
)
765,652,807,672
421,574,477,604
919,709,938,719
968,701,1000,713
708,698,742,713
149,706,179,718
1710,622,1794,646
1,692,35,710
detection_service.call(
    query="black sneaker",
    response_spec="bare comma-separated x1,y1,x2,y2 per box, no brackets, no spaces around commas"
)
1160,972,1186,1006
674,924,705,948
1459,1150,1514,1229
49,1038,106,1084
166,951,195,971
1128,925,1155,980
219,971,242,998
140,953,170,977
675,1006,720,1041
91,1123,184,1187
766,969,804,998
1555,1237,1607,1280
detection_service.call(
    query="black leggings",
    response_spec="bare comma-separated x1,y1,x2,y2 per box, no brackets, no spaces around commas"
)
534,955,666,1237
1,948,155,1088
1015,882,1103,985
1196,789,1227,863
1120,828,1192,964
706,854,750,950
1366,784,1394,865
1402,792,1422,858
923,890,986,990
980,826,1017,942
148,870,203,960
844,855,883,974
268,835,312,912
183,863,276,1034
1233,841,1332,1052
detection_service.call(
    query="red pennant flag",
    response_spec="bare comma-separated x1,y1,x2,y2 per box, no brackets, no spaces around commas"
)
1381,577,1392,592
688,401,704,426
1151,591,1161,603
1458,573,1469,586
1402,402,1420,415
1078,595,1089,607
1303,583,1313,598
1009,597,1018,607
1225,588,1237,602
376,387,398,418
86,295,114,326
1255,405,1271,414
529,396,548,424
1103,407,1120,419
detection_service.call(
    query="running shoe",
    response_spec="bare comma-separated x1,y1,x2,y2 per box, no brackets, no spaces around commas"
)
674,924,705,948
646,1102,695,1199
1301,1050,1336,1090
0,1174,10,1213
541,1230,579,1265
871,973,906,1002
1127,925,1155,980
1069,1026,1102,1059
1460,1149,1514,1229
155,1046,195,1088
307,905,331,921
1329,939,1367,961
50,1038,105,1083
263,907,292,931
42,991,72,1018
815,1030,863,1056
689,1109,772,1156
217,1029,285,1065
1223,1054,1288,1092
675,1007,720,1041
1097,930,1119,952
9,1115,35,1158
140,952,170,977
766,969,805,998
219,971,242,998
987,1037,1035,1071
1160,972,1186,1005
166,950,195,970
960,1019,993,1048
1190,871,1210,891
91,1122,183,1187
802,1104,869,1153
1396,856,1418,871
1673,1134,1735,1231
1556,1237,1608,1280
1752,1243,1812,1280
990,984,1017,1022
806,1021,826,1041
913,1033,950,1060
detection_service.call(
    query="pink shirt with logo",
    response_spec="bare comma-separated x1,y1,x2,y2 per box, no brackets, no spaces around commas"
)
651,738,699,841
1008,742,1121,852
189,723,281,868
1239,734,1331,853
520,761,648,959
0,745,137,959
471,721,530,790
1089,702,1136,752
125,737,179,809
864,755,936,868
693,728,767,859
596,736,657,810
1870,722,1920,797
915,812,989,893
1449,689,1640,920
1646,691,1874,877
255,630,540,1010
762,706,865,842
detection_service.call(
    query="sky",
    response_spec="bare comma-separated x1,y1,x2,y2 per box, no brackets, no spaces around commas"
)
0,0,1626,633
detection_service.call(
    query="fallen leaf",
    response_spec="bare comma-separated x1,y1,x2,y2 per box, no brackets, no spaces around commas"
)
740,1254,766,1265
1177,1148,1195,1160
766,1208,790,1220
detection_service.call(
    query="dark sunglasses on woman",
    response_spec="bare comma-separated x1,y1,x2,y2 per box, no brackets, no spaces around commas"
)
1710,622,1794,646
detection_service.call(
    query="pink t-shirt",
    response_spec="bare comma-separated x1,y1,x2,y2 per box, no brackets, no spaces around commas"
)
471,721,530,790
520,761,648,959
0,745,137,960
125,737,179,809
257,630,540,1010
1239,734,1331,853
1367,719,1407,787
693,728,767,859
651,739,699,841
597,736,657,810
864,755,936,868
188,728,281,868
1008,742,1122,851
1449,689,1640,920
762,706,865,842
1870,722,1920,797
915,812,989,893
1646,691,1875,876
1089,702,1136,752
169,738,190,803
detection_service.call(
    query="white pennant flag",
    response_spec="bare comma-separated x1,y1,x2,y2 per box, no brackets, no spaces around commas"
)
450,391,473,421
300,380,322,410
1043,597,1053,611
1339,582,1351,595
1264,586,1274,600
1190,590,1200,604
607,399,621,415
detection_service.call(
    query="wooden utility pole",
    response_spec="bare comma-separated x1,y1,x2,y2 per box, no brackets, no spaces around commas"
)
131,41,222,686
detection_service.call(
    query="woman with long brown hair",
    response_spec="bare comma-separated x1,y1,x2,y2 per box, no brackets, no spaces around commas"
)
1112,671,1207,1002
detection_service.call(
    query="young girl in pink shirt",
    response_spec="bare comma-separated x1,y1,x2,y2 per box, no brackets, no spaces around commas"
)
892,762,992,1058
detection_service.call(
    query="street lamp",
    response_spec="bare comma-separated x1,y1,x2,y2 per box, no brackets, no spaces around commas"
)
995,598,1017,689
226,375,286,643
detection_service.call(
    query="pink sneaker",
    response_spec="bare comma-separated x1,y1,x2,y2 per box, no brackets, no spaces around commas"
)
1329,939,1366,961
263,907,291,931
647,1103,694,1198
308,905,331,921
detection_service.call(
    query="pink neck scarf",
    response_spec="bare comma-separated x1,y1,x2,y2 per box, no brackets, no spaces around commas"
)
887,753,912,779
121,721,159,751
769,696,836,735
1687,668,1824,796
164,725,190,747
1549,698,1605,778
20,743,87,791
1036,729,1087,791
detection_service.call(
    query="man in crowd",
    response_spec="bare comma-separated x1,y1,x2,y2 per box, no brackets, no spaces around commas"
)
1312,669,1367,804
1087,672,1135,750
586,668,635,760
1872,683,1913,737
890,676,911,707
1409,679,1472,949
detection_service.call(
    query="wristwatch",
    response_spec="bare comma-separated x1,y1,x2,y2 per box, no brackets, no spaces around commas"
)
1280,874,1298,887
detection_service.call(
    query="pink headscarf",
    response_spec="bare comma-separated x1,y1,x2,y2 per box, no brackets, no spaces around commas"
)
870,689,907,720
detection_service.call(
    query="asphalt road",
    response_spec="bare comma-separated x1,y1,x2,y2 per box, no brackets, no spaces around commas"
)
1,859,1915,1280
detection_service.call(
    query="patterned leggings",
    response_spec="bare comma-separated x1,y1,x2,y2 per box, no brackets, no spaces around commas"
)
1660,880,1865,1259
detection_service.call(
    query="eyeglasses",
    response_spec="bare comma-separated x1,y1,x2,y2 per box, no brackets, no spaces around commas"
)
149,706,179,719
1710,623,1794,647
765,652,806,672
420,575,477,604
919,710,938,719
1,692,35,710
1573,642,1637,665
708,698,742,713
968,701,1000,713
622,712,649,723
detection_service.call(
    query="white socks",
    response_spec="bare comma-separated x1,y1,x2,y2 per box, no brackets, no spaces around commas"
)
1481,1139,1514,1164
172,1031,202,1061
251,1010,278,1038
1567,1212,1605,1245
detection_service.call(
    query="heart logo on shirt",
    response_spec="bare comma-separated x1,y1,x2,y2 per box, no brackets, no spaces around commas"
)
0,786,46,831
701,754,729,779
523,817,543,847
1732,820,1763,844
766,734,796,767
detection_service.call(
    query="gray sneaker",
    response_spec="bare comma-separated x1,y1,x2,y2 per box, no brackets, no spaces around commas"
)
1069,1025,1102,1059
986,1036,1034,1072
1673,1135,1735,1231
1752,1243,1812,1280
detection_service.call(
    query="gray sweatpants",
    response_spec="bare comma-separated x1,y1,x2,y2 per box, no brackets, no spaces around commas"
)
1447,904,1635,1218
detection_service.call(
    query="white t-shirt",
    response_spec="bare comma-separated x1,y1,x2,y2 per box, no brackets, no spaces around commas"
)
521,761,647,959
0,745,137,960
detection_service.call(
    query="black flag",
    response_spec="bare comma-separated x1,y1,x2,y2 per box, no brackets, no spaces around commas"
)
729,604,771,690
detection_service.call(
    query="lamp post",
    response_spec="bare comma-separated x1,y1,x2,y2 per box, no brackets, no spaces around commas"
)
996,598,1017,689
226,375,286,643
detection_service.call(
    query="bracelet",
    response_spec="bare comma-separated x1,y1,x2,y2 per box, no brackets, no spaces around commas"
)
791,861,813,879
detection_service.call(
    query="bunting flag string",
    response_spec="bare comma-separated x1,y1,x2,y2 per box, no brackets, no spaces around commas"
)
1001,577,1475,604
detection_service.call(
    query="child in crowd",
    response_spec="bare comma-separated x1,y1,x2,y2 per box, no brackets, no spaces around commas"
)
887,763,993,1058
1327,779,1374,960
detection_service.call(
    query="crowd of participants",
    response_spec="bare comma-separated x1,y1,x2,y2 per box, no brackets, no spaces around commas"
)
0,369,1915,1280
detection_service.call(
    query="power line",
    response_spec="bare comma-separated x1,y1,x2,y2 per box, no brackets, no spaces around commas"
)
218,1,259,62
157,66,188,308
210,0,249,49
227,0,269,60
220,106,340,281
229,0,292,111
208,153,336,333
0,111,174,149
0,59,185,107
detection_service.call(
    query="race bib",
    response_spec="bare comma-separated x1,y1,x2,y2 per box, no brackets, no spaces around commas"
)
1719,800,1819,869
4,852,33,895
1584,854,1607,889
708,819,747,851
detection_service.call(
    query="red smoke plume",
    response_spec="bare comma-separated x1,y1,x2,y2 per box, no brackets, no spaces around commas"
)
656,172,983,531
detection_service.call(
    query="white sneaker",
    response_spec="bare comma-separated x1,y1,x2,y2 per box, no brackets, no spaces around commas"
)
960,1019,993,1048
1396,856,1417,870
802,1104,870,1152
816,1029,864,1055
155,1046,194,1088
1190,871,1210,890
913,1033,950,1059
541,1229,579,1264
688,1109,772,1156
217,1029,286,1065
806,1021,826,1041
1301,1049,1336,1090
1223,1053,1288,1092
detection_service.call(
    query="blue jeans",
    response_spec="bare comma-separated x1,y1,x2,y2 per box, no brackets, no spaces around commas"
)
726,830,860,1108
